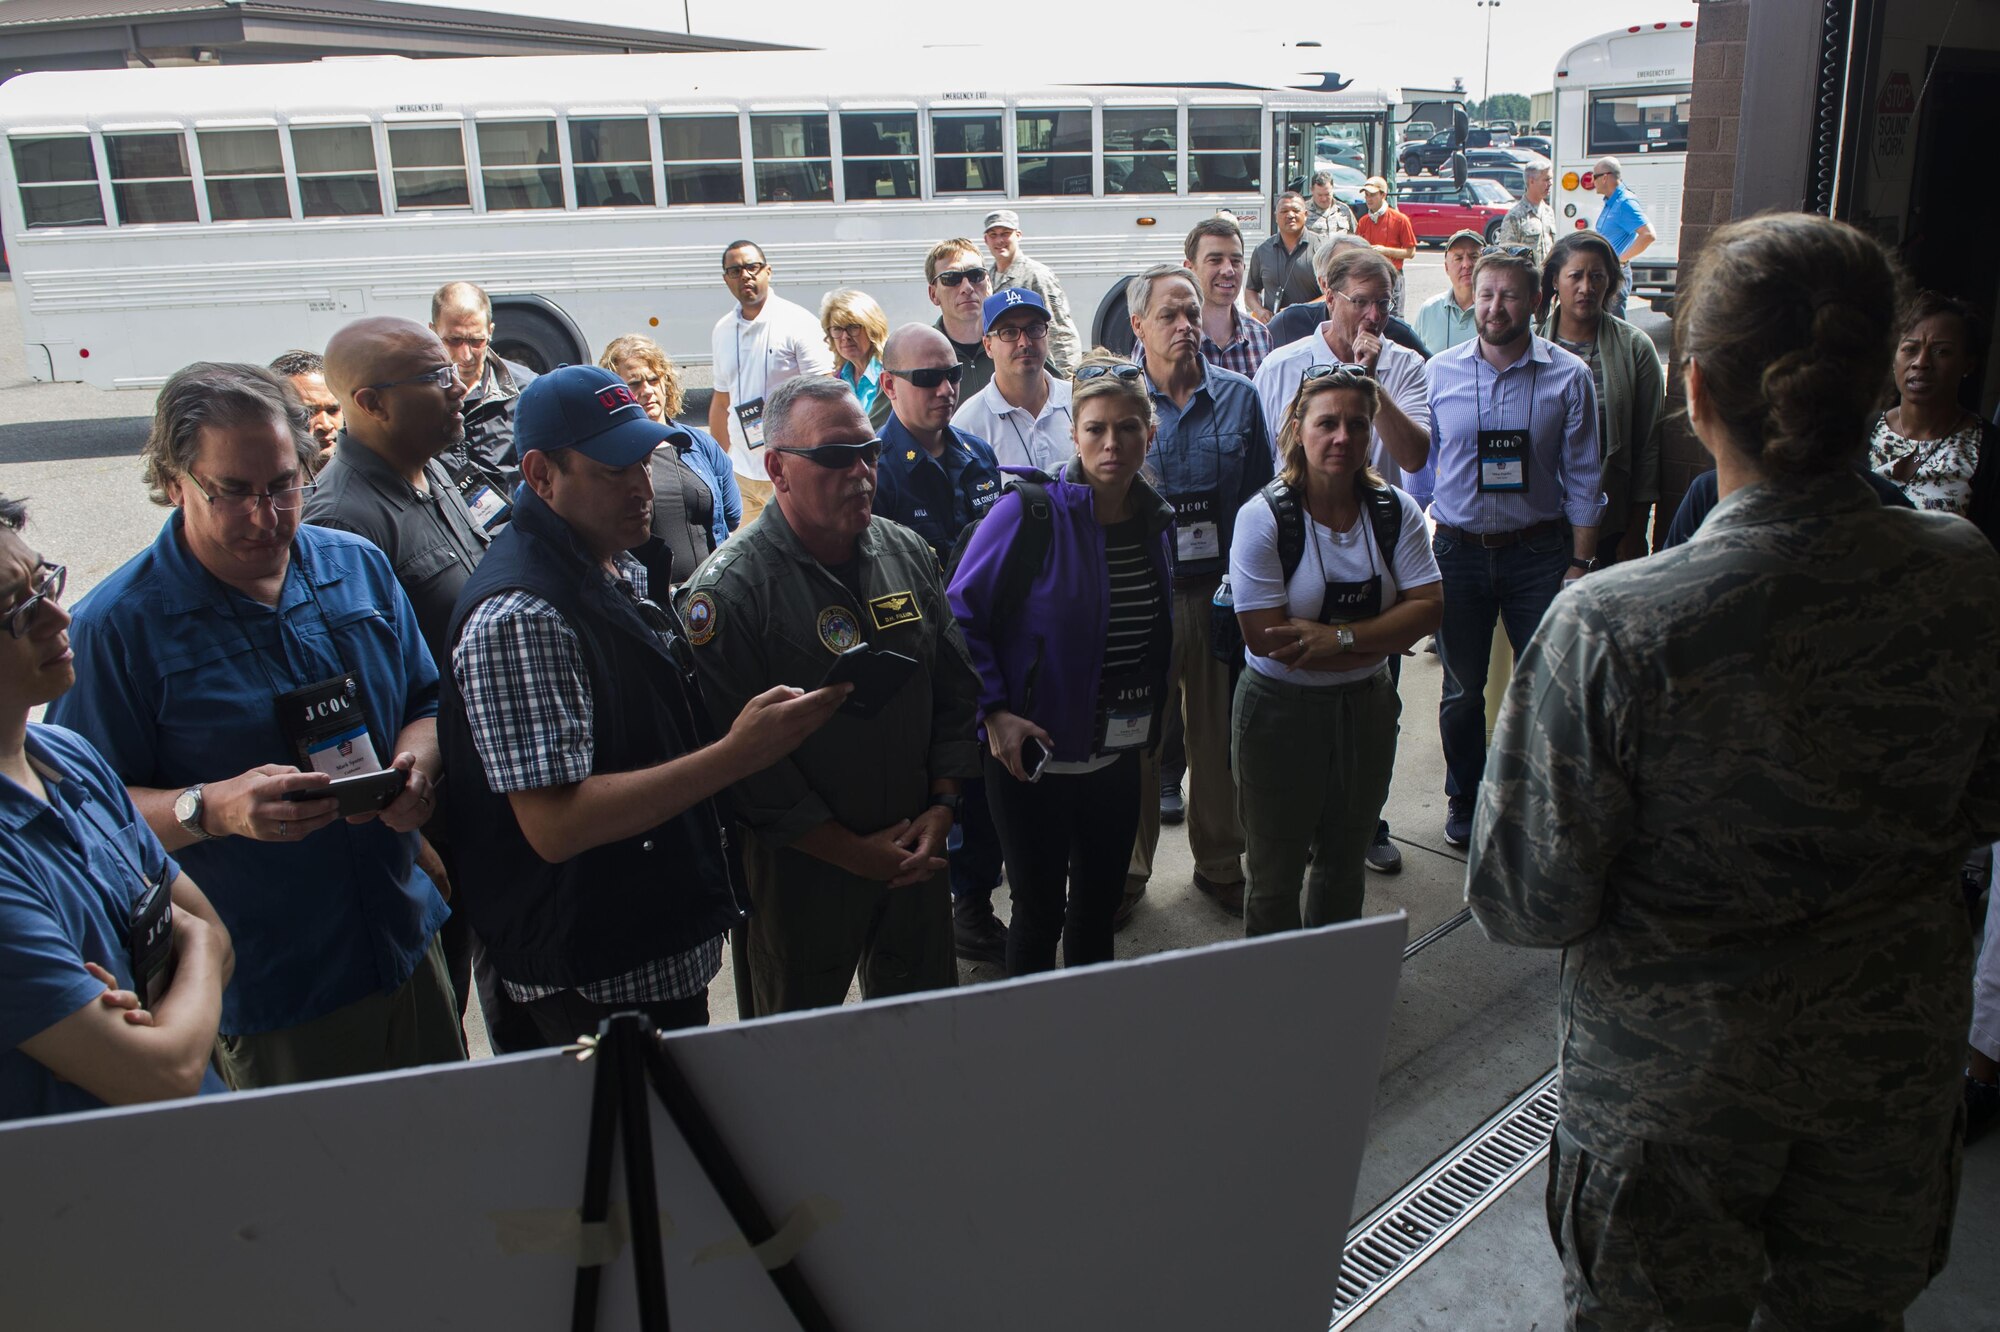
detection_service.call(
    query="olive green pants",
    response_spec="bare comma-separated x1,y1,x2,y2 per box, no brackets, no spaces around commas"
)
1130,580,1246,887
1231,666,1399,937
214,935,465,1090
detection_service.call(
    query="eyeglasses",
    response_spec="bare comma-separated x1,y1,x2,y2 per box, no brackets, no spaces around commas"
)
439,335,489,351
723,260,768,278
988,321,1051,345
5,562,65,638
1074,364,1146,384
183,472,315,516
933,266,990,289
886,364,964,390
364,364,459,393
1331,291,1393,316
1481,244,1535,260
773,440,884,468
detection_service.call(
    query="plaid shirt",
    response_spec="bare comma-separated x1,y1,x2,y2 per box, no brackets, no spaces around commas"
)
1200,309,1273,380
452,554,723,1003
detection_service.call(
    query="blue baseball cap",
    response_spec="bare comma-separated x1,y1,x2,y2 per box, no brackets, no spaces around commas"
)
982,286,1049,334
513,364,672,467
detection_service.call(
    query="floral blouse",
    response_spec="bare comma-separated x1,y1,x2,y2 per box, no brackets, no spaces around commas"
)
1869,411,1981,518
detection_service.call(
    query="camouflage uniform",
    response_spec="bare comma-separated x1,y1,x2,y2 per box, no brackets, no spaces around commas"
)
992,253,1081,377
1467,473,2000,1330
1495,195,1557,272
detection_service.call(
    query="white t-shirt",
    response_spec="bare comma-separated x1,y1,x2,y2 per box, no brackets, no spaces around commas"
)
1228,485,1439,687
951,374,1075,473
1252,330,1429,491
709,293,835,480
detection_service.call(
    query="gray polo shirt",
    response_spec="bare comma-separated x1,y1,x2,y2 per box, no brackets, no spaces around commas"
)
1248,232,1319,314
303,432,490,664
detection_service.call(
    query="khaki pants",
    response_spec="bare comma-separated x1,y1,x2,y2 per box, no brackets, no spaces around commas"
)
1131,579,1244,886
214,936,464,1090
737,475,775,526
1233,667,1399,935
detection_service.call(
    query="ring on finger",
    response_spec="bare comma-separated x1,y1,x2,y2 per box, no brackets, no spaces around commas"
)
279,820,288,837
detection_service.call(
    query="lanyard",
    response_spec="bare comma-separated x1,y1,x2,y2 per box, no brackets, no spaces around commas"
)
1307,499,1381,587
202,539,359,703
1474,351,1541,434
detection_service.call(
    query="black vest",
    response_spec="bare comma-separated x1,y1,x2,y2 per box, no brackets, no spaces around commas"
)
437,486,745,987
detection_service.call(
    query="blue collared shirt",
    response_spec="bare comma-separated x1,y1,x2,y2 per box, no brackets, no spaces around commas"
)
47,515,447,1037
1133,347,1275,579
1594,183,1649,257
840,357,885,415
1426,336,1605,533
873,414,1004,562
0,724,227,1121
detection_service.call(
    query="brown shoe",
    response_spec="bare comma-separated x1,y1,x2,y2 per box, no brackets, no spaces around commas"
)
1113,876,1147,931
1193,871,1244,918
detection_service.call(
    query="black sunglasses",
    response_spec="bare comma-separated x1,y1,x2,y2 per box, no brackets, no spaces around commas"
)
886,364,965,390
1074,364,1145,383
773,440,884,468
933,266,990,288
1300,363,1372,386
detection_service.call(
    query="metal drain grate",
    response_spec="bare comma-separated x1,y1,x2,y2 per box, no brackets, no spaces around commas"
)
1328,1068,1561,1329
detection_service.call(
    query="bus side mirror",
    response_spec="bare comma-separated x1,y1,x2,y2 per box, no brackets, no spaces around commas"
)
1451,153,1468,190
1450,105,1469,151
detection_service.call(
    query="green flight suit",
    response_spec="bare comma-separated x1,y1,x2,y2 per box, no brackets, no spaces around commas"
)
679,500,982,1018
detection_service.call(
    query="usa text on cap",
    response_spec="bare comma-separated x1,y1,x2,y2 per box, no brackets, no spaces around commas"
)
513,364,673,468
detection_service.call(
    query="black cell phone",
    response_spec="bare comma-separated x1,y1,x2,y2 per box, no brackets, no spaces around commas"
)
282,767,409,816
820,644,921,720
1019,736,1050,782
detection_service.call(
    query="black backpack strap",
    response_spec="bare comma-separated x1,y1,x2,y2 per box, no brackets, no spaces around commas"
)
1362,483,1402,573
991,477,1054,626
1260,478,1307,582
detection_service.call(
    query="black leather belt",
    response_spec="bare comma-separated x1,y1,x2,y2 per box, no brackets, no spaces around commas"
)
1433,519,1563,549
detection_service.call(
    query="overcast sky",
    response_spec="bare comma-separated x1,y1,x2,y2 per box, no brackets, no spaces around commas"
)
439,0,1699,103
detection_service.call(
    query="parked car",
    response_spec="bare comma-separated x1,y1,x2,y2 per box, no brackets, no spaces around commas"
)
1401,121,1437,144
1391,177,1516,245
1467,164,1527,197
1399,127,1517,176
1513,134,1552,159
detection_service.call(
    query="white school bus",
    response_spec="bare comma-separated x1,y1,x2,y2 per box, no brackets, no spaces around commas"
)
0,48,1406,388
1552,21,1695,312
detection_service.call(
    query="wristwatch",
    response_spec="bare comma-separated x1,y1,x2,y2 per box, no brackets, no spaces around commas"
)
1570,556,1599,572
173,784,215,841
926,793,963,817
1336,625,1357,652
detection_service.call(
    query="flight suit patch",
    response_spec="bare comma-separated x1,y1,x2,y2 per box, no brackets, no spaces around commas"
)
684,591,718,646
818,605,861,653
868,591,923,631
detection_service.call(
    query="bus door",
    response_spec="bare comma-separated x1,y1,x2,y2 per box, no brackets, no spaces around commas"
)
1273,112,1379,216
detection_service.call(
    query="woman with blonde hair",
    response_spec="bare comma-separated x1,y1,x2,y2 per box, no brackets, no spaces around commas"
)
600,334,740,579
819,289,889,421
1228,366,1440,935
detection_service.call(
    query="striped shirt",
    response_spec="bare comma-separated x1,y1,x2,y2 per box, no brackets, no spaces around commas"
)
1101,517,1162,680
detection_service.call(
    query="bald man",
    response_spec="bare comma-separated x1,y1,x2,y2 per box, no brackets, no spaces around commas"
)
870,324,1009,965
306,317,537,1054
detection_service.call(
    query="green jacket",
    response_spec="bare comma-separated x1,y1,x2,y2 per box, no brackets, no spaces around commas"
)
1537,309,1664,528
677,499,982,861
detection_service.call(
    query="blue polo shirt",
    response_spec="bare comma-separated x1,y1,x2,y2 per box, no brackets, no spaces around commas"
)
1134,349,1275,580
0,723,226,1121
873,415,1004,562
46,515,447,1037
1594,183,1649,258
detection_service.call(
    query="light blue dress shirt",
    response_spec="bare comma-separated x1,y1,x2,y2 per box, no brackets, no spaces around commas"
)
1594,183,1649,258
1426,336,1605,533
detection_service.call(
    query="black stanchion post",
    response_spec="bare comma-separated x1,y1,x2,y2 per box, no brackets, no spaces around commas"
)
570,1016,624,1332
614,1015,672,1332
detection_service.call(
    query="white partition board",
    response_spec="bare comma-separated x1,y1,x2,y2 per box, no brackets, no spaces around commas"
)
0,915,1406,1331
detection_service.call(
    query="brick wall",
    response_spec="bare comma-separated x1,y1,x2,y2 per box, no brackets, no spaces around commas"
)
1656,0,1749,534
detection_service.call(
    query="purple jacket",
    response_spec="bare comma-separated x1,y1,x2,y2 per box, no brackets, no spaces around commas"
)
947,463,1174,762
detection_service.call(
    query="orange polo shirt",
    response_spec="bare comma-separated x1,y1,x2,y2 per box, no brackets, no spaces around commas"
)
1355,208,1418,271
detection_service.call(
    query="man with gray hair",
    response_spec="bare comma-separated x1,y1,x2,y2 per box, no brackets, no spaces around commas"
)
681,374,983,1016
430,281,537,534
1495,161,1558,271
1589,156,1655,318
1122,263,1270,922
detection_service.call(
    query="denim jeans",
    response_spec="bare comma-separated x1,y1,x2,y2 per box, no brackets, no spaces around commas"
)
1432,526,1571,802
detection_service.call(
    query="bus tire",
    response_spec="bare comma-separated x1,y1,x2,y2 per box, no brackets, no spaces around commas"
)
1092,279,1137,358
491,299,589,375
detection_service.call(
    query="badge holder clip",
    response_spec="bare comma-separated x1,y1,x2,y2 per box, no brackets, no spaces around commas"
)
568,1012,837,1332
